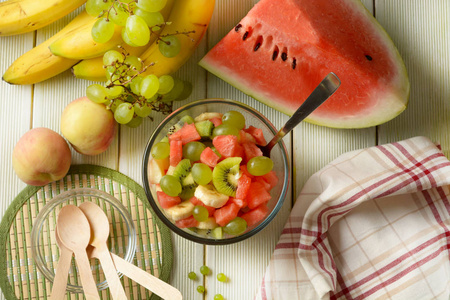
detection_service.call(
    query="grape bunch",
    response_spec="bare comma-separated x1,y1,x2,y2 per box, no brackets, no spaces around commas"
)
85,48,191,127
86,0,181,57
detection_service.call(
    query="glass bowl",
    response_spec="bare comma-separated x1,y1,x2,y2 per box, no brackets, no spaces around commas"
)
30,188,136,293
142,99,290,245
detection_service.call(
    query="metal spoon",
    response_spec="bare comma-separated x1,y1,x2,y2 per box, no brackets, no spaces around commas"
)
258,72,341,157
78,202,127,300
56,205,100,300
50,227,73,300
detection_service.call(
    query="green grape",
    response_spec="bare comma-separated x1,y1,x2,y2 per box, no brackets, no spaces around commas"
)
183,142,206,162
161,78,184,102
121,27,139,47
146,93,159,103
217,273,227,282
159,35,181,58
222,111,245,130
126,116,143,128
196,285,205,294
137,0,167,12
110,99,124,113
133,102,152,117
125,15,150,46
212,124,240,138
247,156,274,176
140,74,160,99
124,55,142,72
214,294,224,300
92,18,115,43
160,175,182,197
135,8,164,30
158,75,174,94
193,205,209,222
191,163,212,185
103,50,123,66
86,84,108,103
130,75,143,95
188,272,197,280
109,3,129,26
151,142,170,159
200,265,210,275
86,0,110,17
223,217,247,235
114,102,134,124
106,86,124,99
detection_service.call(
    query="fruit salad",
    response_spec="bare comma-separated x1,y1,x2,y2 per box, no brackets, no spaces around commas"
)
147,110,279,238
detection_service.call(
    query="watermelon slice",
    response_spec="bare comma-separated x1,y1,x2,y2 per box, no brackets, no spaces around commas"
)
199,0,410,128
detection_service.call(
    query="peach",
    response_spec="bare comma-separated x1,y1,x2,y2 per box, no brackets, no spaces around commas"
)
12,127,72,186
61,97,116,155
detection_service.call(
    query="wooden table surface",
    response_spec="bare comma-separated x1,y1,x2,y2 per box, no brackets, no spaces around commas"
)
0,0,449,299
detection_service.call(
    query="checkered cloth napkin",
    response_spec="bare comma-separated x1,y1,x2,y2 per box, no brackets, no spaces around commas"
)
256,136,450,300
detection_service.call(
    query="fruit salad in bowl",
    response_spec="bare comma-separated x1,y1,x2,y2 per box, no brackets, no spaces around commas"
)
142,99,289,245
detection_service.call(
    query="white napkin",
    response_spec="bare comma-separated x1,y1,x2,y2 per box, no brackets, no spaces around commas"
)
256,136,450,300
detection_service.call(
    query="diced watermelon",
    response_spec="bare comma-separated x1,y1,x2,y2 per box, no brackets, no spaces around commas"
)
169,123,201,145
255,176,271,191
209,117,222,127
244,126,266,145
169,140,183,167
230,197,247,208
157,191,181,209
189,196,216,216
247,182,272,209
175,215,199,228
261,170,279,190
214,202,240,227
242,142,263,162
236,173,251,199
239,130,256,144
213,135,243,158
240,165,254,179
200,147,220,167
241,204,269,227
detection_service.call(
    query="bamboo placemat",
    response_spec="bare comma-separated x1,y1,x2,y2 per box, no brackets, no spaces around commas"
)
0,164,173,300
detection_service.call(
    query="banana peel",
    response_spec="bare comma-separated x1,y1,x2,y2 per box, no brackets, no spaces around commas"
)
0,0,86,36
2,11,95,85
140,0,216,77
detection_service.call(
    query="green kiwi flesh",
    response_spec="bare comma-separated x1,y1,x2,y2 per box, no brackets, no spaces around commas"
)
212,157,242,197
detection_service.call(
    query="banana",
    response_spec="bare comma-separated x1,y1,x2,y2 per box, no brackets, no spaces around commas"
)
194,112,223,122
139,0,216,77
3,10,95,85
0,0,86,36
164,200,194,221
194,185,229,208
197,217,218,230
69,0,175,81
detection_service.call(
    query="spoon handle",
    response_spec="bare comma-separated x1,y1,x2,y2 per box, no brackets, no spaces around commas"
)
50,247,72,300
110,252,183,300
265,72,341,150
96,246,128,300
74,251,100,300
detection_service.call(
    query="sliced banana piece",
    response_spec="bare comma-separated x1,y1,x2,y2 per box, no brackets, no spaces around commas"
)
194,185,229,208
164,200,194,221
194,112,223,122
197,217,218,230
148,159,166,184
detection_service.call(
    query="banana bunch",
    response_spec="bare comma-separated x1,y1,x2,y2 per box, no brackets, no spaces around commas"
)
0,0,86,36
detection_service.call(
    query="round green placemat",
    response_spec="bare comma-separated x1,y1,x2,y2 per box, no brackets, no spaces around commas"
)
0,164,173,300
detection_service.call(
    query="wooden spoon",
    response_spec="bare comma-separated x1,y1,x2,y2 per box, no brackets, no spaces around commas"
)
56,205,100,300
78,202,127,300
50,226,73,300
86,245,183,300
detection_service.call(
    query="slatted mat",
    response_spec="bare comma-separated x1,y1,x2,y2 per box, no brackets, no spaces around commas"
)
0,164,173,300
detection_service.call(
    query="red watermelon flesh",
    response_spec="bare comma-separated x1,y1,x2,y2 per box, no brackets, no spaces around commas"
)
199,0,410,129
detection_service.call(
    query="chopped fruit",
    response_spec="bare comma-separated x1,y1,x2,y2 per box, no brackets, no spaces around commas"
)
200,147,220,168
247,182,272,209
236,173,251,200
169,140,183,167
240,130,256,144
209,117,222,127
261,170,279,190
241,204,269,227
176,215,199,228
157,191,181,209
244,125,266,145
242,142,263,162
169,123,201,145
212,135,241,158
230,197,247,208
255,176,271,191
214,202,240,227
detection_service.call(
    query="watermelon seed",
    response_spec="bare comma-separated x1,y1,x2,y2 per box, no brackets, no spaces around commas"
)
254,36,263,51
235,24,242,32
365,55,373,61
281,52,287,61
254,43,261,51
243,31,249,40
292,58,297,70
272,47,279,61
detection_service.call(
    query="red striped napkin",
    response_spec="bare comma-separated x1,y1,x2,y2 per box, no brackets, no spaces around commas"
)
256,136,450,300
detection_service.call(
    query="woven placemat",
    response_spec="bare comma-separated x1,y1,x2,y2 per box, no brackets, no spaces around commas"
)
0,164,173,300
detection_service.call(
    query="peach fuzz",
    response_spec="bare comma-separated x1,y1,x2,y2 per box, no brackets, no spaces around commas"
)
12,127,71,186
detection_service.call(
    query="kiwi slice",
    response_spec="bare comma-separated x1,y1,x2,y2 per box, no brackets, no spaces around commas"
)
195,120,215,139
172,159,192,181
173,159,198,200
212,157,242,197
